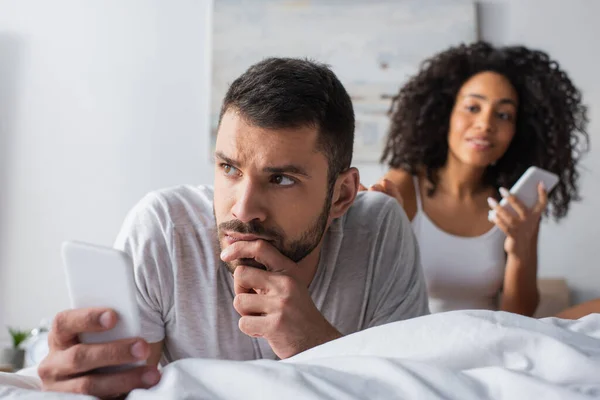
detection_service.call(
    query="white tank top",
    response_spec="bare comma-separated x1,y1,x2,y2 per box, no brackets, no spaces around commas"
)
411,177,507,313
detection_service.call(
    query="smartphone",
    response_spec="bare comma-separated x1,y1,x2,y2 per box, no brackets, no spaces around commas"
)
61,241,143,370
491,166,559,218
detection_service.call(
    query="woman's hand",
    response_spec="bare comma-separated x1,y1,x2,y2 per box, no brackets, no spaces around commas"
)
487,182,548,260
358,179,404,207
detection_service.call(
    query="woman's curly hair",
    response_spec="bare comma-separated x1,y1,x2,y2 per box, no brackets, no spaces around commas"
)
381,41,589,220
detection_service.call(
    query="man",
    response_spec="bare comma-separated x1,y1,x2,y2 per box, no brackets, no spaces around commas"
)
38,58,429,397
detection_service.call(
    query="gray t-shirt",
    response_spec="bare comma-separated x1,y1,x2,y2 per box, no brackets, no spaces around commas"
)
114,185,428,364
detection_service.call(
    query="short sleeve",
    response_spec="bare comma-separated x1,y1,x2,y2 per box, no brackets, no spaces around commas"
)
113,193,175,343
367,198,430,328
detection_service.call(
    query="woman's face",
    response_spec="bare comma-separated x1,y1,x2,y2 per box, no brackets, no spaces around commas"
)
447,71,518,168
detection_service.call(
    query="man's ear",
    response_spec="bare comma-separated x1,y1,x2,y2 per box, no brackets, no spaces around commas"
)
329,167,360,220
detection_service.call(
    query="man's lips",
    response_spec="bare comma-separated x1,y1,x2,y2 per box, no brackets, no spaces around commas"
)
223,232,273,245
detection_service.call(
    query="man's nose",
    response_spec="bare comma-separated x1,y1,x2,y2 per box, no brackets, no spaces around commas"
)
231,180,267,223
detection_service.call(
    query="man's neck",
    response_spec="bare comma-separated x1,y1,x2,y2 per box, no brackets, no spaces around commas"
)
295,242,324,288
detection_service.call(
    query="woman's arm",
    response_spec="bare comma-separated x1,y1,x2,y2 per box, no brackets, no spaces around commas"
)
381,168,418,220
499,230,540,316
554,298,600,319
490,184,548,316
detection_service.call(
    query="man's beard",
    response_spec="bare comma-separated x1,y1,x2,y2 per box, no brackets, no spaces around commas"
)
216,188,333,274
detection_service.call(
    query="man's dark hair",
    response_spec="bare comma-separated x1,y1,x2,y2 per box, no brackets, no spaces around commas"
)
219,57,355,185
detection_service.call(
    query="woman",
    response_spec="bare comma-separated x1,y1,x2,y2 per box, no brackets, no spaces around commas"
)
369,42,590,317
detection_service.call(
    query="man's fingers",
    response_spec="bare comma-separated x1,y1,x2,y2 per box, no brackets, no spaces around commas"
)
221,240,295,274
42,338,150,378
233,265,272,295
233,265,296,296
238,315,268,338
42,366,160,398
233,293,272,316
358,183,367,192
51,309,117,349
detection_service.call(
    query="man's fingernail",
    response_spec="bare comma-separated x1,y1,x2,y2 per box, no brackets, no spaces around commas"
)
220,247,230,259
131,341,146,359
99,311,112,328
487,197,498,208
488,211,495,222
499,187,510,198
142,370,160,386
540,181,546,190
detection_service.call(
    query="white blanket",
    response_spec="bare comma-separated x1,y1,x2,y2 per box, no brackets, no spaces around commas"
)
2,310,599,399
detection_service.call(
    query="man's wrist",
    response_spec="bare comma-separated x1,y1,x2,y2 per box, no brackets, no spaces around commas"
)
301,322,342,354
318,322,342,346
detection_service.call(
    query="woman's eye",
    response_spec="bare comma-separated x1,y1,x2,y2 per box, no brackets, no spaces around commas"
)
466,105,480,113
497,112,513,121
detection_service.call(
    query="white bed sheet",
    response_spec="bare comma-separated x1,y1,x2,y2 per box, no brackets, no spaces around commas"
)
1,310,599,399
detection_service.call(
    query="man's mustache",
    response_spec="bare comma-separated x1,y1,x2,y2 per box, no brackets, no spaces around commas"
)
218,219,281,240
218,220,284,271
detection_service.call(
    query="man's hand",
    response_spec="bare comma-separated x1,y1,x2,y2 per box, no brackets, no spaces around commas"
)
38,308,160,398
221,240,342,359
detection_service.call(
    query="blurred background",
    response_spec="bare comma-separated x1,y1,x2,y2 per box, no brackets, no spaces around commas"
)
0,0,598,344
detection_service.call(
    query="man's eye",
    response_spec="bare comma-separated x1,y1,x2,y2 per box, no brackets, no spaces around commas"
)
270,175,295,186
221,164,240,177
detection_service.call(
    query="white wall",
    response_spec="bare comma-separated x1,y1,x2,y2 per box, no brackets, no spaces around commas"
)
478,0,600,303
0,0,598,342
0,0,214,341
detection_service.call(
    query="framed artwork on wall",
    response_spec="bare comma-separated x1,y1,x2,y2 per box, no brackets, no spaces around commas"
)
210,0,477,162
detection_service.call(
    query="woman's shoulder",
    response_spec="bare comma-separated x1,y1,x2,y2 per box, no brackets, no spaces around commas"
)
383,168,419,220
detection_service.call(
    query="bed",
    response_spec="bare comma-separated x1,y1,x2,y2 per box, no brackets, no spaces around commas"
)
1,310,599,399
